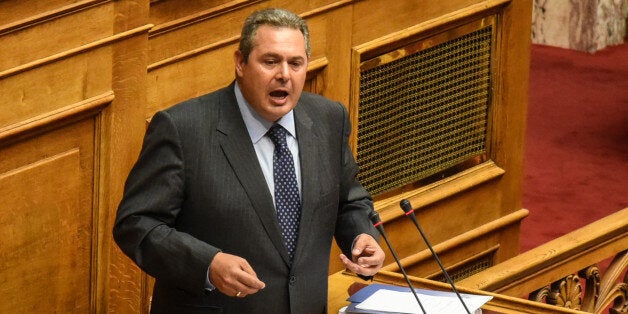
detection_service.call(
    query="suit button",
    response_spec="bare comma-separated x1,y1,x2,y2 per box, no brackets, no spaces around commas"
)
289,275,296,286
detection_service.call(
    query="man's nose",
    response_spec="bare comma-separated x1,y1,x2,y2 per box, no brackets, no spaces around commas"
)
275,62,290,81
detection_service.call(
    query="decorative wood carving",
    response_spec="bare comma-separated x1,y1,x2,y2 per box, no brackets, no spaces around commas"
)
529,251,628,314
597,250,628,314
580,265,600,312
530,284,551,303
549,274,583,309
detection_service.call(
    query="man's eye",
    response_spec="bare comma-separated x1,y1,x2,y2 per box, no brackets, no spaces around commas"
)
264,59,278,65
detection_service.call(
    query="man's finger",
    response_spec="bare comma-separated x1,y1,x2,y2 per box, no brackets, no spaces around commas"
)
237,269,266,290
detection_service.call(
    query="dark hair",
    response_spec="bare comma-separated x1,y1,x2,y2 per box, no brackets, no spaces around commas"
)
239,8,311,62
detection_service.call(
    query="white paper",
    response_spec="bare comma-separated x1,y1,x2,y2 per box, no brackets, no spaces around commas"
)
355,288,492,314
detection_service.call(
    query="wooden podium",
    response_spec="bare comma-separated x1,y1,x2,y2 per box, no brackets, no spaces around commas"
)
328,270,586,314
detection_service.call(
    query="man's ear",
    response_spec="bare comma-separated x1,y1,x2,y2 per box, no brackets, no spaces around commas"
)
234,50,245,76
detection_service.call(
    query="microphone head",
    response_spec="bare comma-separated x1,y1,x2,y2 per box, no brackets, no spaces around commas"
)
399,199,413,214
368,210,381,224
368,210,386,236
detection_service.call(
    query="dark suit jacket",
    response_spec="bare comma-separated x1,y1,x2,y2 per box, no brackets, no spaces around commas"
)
113,83,377,313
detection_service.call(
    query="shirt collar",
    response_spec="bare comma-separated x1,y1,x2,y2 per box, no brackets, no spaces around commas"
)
234,82,297,143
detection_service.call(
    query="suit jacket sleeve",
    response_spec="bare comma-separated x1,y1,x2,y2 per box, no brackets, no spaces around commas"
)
332,103,379,257
112,110,220,294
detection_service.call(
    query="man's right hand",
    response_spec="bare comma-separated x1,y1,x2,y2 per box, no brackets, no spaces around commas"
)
209,252,266,298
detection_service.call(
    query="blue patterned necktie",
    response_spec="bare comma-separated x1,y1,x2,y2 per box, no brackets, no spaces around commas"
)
267,124,301,261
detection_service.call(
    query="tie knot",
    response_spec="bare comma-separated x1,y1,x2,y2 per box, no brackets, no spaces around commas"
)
267,124,288,147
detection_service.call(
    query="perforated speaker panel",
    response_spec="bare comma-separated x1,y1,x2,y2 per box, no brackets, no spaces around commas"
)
432,254,493,283
357,25,493,197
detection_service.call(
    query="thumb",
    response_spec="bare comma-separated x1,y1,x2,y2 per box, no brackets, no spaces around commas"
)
352,235,367,255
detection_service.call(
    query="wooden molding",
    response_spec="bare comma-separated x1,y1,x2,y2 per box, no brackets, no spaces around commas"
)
0,91,114,144
300,0,363,19
382,209,527,271
0,24,153,79
148,34,239,71
149,0,362,38
352,0,511,60
149,0,264,37
147,0,360,72
305,57,329,95
375,161,506,222
0,0,112,36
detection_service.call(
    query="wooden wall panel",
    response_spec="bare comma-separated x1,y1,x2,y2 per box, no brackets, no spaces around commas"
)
0,0,87,25
0,0,122,312
147,47,238,115
148,1,259,64
149,0,242,25
0,118,98,313
0,50,113,127
0,2,113,71
351,0,490,45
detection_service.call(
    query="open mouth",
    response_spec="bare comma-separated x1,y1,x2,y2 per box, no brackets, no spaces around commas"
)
270,90,289,100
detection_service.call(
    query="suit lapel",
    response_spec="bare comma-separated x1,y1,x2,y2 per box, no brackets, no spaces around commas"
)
292,103,324,266
216,86,291,266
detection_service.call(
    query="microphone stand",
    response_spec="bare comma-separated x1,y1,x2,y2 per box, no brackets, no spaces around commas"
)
399,199,472,314
369,211,427,314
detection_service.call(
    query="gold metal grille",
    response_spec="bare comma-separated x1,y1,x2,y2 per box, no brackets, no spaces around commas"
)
432,253,493,283
357,26,493,197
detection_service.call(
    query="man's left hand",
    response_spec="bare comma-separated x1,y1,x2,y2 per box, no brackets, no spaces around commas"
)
339,233,385,277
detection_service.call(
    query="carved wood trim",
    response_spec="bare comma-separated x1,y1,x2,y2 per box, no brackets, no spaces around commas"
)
550,274,583,310
579,265,600,312
595,250,628,313
0,25,153,79
528,253,628,314
0,0,112,36
0,91,114,144
530,285,551,303
530,274,583,310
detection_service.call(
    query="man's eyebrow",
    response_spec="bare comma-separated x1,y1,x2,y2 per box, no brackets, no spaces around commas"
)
260,52,305,61
261,52,281,59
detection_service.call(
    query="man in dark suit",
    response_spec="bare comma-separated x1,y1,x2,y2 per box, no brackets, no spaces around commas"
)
113,8,385,313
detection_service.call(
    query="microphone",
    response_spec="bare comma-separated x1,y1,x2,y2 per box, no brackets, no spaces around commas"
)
399,199,472,314
369,211,427,314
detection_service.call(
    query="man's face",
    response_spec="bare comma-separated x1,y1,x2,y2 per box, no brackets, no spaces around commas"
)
235,25,308,122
